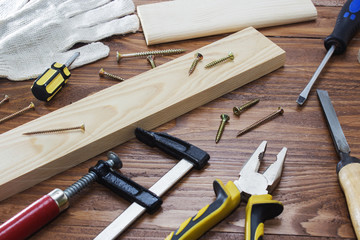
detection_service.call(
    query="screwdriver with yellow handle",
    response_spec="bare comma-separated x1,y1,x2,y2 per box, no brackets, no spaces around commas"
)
166,141,287,240
31,52,80,101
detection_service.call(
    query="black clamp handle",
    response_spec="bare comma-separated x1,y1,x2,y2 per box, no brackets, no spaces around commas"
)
91,128,209,214
90,159,162,214
135,128,210,170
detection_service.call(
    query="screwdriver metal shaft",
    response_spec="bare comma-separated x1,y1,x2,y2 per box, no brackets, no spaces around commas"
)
297,45,335,105
65,52,80,67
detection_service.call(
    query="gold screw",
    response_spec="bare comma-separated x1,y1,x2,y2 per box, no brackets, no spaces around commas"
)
23,123,85,135
0,102,35,124
116,49,186,62
215,114,230,143
188,53,203,75
205,52,234,69
233,99,260,116
236,107,284,137
99,68,125,81
147,55,156,69
0,95,9,106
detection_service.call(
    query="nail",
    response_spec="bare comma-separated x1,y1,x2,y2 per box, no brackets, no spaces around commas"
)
0,102,35,124
236,107,284,137
99,68,125,81
117,49,186,62
205,52,234,69
147,55,156,69
23,123,85,135
215,114,230,143
233,99,260,116
189,53,203,75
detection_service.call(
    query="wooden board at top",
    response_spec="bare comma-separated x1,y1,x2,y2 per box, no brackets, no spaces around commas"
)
137,0,317,45
0,27,285,201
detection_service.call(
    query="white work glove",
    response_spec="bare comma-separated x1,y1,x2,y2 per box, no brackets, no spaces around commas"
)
0,0,139,81
0,0,28,20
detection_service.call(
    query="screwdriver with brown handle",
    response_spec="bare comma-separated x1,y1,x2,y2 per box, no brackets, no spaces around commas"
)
317,89,360,238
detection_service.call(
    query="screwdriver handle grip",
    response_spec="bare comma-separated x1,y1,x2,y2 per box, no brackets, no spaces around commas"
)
338,163,360,239
245,194,283,240
0,194,61,240
165,179,241,240
324,0,360,54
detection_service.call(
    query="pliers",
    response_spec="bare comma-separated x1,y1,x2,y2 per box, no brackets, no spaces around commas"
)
165,141,287,240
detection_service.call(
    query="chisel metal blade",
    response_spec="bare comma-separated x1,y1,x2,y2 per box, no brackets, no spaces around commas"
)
316,89,350,155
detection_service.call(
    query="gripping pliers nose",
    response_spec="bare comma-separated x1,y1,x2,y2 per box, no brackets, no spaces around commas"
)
165,141,287,240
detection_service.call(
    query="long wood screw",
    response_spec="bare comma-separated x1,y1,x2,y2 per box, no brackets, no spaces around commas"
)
99,68,125,81
205,52,234,69
147,55,156,69
23,123,85,135
0,95,9,106
0,102,35,124
215,114,230,143
188,52,203,75
236,107,284,137
233,98,260,116
116,49,186,63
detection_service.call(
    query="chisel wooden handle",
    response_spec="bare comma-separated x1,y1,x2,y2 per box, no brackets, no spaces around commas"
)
0,189,68,240
338,163,360,239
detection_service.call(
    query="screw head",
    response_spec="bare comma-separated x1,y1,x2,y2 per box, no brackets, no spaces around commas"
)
29,102,35,109
220,114,230,122
228,52,235,60
278,107,284,114
99,68,105,76
233,107,241,116
80,123,85,132
194,52,203,60
116,52,122,63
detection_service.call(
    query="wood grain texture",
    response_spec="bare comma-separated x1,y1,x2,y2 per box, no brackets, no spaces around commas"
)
339,163,360,239
0,0,359,239
0,27,285,201
137,0,317,45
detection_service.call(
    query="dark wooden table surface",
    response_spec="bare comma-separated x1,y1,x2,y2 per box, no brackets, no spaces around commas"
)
0,0,359,239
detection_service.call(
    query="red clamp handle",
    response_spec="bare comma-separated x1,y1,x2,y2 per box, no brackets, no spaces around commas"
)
0,194,60,240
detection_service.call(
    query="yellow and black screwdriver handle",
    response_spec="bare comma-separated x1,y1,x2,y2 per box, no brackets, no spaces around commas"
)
165,179,283,240
31,52,79,101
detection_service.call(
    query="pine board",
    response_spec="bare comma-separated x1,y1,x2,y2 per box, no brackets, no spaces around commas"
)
137,0,317,45
0,27,285,201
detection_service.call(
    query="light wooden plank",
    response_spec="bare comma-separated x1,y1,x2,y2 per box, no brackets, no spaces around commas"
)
0,27,285,201
137,0,317,45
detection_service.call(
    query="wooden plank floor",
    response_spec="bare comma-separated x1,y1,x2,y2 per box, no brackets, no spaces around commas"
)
0,0,359,239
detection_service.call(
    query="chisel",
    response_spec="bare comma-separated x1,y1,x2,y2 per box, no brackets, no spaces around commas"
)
297,0,360,106
317,89,360,238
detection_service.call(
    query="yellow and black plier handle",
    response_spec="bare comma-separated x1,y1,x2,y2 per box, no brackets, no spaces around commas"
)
165,179,283,240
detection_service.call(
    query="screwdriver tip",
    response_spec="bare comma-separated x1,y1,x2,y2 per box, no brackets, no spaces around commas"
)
296,95,306,106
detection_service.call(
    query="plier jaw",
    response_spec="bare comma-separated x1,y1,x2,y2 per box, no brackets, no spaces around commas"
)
165,141,287,240
234,141,287,200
